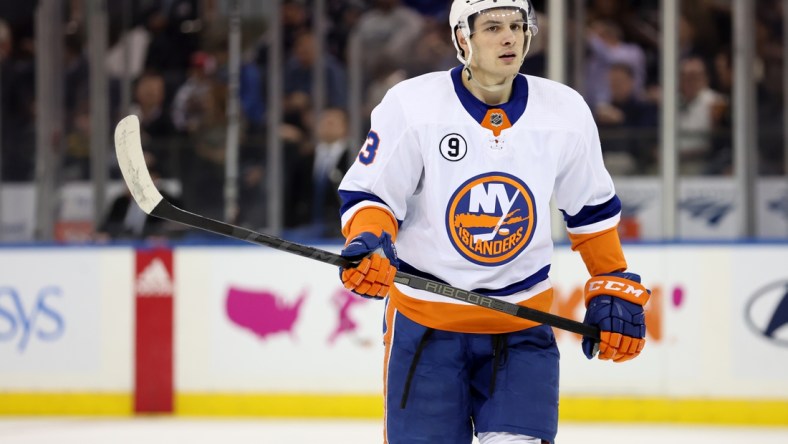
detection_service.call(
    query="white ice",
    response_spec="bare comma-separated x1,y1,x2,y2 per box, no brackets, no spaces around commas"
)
1,418,787,443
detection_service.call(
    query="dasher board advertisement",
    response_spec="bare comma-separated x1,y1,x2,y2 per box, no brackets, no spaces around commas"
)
0,251,100,375
175,247,385,393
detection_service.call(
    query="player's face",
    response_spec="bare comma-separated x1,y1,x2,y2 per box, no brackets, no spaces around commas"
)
465,8,527,80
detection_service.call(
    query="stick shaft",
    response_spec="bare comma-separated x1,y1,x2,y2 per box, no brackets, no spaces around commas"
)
152,201,600,339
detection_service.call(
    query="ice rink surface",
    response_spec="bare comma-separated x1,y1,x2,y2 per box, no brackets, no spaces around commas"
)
0,418,787,443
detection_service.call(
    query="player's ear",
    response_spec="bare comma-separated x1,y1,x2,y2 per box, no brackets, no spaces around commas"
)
456,28,470,55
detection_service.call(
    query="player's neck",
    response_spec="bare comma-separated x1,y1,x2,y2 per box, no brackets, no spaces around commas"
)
461,70,514,105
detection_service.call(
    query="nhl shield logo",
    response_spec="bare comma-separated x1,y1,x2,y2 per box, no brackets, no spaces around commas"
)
481,108,511,136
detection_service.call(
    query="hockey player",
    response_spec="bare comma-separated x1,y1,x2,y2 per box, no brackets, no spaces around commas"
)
338,1,649,443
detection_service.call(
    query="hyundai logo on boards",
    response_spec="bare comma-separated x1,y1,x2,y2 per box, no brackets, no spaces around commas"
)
744,280,788,347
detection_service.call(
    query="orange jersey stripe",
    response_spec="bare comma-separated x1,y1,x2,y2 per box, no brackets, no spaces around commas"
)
342,206,399,243
568,226,627,276
388,285,554,334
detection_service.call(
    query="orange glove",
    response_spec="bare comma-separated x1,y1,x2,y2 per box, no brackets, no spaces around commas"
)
582,272,650,363
340,232,398,299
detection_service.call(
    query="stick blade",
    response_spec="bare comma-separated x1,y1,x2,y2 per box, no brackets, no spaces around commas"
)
114,115,164,214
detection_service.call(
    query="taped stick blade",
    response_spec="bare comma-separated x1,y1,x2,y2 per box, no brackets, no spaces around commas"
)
114,115,164,214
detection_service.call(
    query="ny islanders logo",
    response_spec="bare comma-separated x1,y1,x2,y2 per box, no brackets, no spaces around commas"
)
446,172,536,266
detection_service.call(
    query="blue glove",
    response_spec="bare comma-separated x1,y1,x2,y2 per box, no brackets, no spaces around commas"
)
581,272,650,362
340,231,399,299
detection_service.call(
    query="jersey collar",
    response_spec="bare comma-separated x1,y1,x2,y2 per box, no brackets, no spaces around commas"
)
450,65,529,127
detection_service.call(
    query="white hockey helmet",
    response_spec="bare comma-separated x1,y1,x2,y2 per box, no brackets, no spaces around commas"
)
449,0,539,66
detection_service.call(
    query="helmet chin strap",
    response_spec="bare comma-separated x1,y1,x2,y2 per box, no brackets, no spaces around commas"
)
462,31,532,95
464,67,515,94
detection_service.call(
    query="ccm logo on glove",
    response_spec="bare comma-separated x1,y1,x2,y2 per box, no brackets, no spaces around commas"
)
587,279,647,299
585,275,649,306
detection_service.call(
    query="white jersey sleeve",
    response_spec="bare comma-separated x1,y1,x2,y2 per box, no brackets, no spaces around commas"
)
552,92,621,235
339,87,423,227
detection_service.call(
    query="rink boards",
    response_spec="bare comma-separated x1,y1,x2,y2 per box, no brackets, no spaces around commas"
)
1,243,787,424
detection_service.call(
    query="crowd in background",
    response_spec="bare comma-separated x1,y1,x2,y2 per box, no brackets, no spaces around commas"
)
0,0,785,241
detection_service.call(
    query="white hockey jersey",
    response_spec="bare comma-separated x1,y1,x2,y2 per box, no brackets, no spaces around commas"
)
339,66,623,333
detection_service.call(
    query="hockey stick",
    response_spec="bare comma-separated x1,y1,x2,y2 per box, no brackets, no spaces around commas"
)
114,115,599,340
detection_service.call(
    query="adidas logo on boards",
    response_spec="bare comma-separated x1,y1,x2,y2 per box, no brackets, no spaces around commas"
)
137,258,174,296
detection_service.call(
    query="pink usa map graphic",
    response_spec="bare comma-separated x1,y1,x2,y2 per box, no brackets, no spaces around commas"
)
225,286,371,345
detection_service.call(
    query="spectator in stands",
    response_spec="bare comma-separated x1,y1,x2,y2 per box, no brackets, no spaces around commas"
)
586,0,659,66
364,59,408,115
132,72,175,138
678,56,727,175
171,51,217,133
353,0,424,82
130,71,177,176
212,31,269,229
676,15,699,62
705,48,734,175
187,121,228,222
236,145,267,230
310,108,354,238
0,20,35,181
326,0,365,64
254,0,312,75
679,3,726,64
712,48,733,98
284,31,347,109
280,92,315,229
281,0,312,53
172,63,230,221
104,7,154,82
143,10,178,74
144,0,199,77
751,10,784,174
0,19,15,177
406,20,456,77
595,63,658,175
585,0,661,102
208,38,265,132
757,55,785,175
584,19,646,109
64,33,88,121
63,103,91,180
757,0,783,39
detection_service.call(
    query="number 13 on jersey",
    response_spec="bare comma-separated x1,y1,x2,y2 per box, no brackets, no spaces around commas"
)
358,131,380,165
